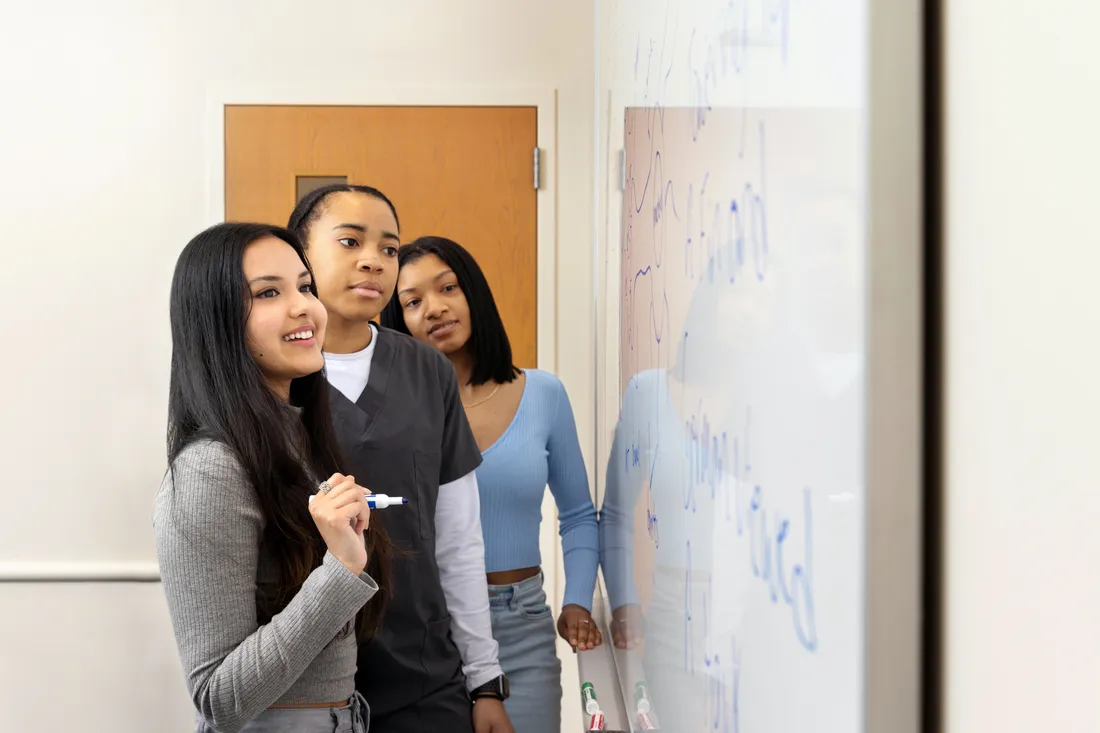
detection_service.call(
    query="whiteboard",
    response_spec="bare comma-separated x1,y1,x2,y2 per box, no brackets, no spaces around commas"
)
593,0,925,731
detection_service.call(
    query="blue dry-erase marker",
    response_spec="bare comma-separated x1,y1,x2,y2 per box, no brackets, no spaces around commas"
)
308,491,408,508
365,494,408,509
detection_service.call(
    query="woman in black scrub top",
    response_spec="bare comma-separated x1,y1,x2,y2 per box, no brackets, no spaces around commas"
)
288,185,515,733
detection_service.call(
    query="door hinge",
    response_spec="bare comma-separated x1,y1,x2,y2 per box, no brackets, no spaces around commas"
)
533,147,541,190
619,149,626,191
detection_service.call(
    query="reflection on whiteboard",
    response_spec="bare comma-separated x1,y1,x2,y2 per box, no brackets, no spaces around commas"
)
598,104,866,732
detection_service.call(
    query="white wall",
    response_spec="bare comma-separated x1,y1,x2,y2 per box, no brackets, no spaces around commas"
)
945,1,1100,731
0,1,592,729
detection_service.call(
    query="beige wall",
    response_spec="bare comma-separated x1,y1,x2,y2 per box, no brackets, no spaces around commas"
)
0,1,594,729
944,0,1100,730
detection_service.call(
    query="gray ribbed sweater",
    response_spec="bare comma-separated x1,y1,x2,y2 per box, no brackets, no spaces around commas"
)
153,440,378,733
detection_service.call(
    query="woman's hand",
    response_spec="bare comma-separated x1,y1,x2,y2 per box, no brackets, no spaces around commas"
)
472,698,515,733
610,603,644,649
308,473,371,575
557,604,603,652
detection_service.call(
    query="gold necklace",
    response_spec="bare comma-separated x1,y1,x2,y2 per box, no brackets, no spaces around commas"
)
462,383,501,409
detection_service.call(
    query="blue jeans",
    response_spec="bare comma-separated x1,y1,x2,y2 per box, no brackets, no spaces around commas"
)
488,572,562,733
196,691,369,732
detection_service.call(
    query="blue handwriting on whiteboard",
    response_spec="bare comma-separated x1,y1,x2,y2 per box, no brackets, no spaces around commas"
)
682,402,819,653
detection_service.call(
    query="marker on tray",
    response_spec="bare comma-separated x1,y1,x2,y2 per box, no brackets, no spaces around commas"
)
634,680,652,714
581,681,600,715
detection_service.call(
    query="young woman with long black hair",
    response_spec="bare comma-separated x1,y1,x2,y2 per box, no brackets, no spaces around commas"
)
154,222,390,733
381,235,602,733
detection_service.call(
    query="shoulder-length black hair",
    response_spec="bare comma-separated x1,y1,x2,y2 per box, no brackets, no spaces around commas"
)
168,221,390,638
380,236,519,387
287,183,401,244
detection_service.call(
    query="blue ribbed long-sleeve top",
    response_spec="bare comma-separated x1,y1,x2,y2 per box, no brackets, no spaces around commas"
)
476,369,599,611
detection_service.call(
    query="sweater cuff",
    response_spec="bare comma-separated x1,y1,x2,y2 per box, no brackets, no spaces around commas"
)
562,585,595,612
466,664,506,692
318,551,379,610
562,548,599,611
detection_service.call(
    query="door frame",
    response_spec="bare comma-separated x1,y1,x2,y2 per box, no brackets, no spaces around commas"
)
205,85,568,634
205,84,558,374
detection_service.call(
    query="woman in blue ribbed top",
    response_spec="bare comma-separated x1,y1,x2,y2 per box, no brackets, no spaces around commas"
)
380,236,602,733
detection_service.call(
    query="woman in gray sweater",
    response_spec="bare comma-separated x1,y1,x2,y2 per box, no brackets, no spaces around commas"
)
154,222,391,732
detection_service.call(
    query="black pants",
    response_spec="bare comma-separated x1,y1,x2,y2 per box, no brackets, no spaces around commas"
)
368,677,473,733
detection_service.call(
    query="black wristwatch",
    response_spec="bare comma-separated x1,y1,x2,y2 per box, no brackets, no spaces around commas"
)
470,674,510,702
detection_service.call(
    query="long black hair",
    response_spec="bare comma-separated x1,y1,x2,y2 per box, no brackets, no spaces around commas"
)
380,236,519,386
287,183,400,244
167,222,391,638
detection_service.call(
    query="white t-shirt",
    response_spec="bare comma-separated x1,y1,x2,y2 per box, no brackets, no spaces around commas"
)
323,324,380,404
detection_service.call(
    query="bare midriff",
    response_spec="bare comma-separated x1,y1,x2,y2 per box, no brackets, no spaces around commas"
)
486,565,540,586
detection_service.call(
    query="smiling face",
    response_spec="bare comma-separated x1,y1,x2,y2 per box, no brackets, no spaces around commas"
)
395,253,472,356
301,191,400,332
242,235,328,399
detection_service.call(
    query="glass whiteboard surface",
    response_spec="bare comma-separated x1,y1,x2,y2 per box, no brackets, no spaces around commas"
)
594,0,924,731
602,107,864,732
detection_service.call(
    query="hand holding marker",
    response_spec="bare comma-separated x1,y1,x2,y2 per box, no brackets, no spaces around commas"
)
306,478,405,575
306,473,375,575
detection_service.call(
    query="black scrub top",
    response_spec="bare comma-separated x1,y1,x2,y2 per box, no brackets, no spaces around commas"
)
329,326,483,718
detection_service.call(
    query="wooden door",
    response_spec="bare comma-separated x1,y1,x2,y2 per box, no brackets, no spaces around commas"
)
224,105,538,368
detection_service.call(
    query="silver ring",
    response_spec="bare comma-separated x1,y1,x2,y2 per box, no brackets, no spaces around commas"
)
579,620,590,625
318,481,333,494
